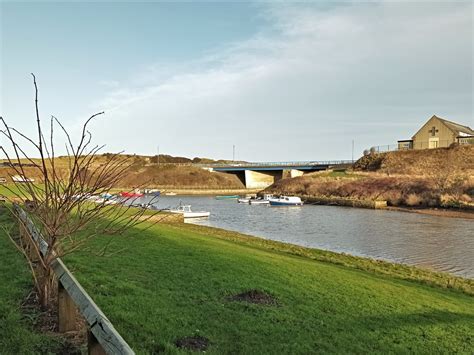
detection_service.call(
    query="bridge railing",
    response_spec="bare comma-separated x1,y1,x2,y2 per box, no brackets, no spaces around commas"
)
196,160,354,168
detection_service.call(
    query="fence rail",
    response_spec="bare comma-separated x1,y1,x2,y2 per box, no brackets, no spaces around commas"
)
13,204,134,355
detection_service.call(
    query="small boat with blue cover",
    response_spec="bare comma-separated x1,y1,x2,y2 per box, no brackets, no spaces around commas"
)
269,196,303,206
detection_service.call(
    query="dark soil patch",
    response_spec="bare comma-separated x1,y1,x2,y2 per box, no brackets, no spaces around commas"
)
22,289,85,354
175,335,210,352
228,289,278,305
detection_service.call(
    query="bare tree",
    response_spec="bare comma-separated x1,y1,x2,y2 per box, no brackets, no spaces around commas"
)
0,74,160,308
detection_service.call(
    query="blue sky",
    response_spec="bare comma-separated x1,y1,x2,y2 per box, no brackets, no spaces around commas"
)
1,1,472,161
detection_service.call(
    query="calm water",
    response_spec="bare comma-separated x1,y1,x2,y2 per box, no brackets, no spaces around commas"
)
142,195,473,278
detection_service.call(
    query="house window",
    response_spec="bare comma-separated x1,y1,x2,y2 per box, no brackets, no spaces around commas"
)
428,126,438,137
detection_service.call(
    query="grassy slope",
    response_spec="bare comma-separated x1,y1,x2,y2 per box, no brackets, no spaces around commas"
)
0,211,61,353
354,145,474,175
64,222,474,354
0,154,246,190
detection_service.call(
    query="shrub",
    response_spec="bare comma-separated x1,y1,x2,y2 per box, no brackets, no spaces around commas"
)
405,193,422,206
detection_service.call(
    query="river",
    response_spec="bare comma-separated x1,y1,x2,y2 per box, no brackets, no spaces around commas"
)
143,195,473,279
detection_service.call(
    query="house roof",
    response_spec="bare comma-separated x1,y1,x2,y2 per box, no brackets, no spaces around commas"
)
412,115,474,139
434,115,474,136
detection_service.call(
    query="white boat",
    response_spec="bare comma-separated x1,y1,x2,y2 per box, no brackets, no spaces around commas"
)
269,196,303,206
249,199,270,205
168,204,210,218
238,198,250,204
249,194,273,205
12,175,34,183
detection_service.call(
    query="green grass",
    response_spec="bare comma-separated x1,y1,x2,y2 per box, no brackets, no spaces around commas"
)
62,220,474,354
0,210,62,353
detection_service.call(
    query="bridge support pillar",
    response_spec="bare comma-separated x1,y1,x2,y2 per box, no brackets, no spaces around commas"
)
244,170,282,189
289,169,305,178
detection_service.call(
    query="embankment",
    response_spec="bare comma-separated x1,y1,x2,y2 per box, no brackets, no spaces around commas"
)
61,219,474,353
0,154,247,191
264,145,474,211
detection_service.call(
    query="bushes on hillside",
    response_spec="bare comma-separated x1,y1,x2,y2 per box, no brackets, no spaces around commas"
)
266,174,473,208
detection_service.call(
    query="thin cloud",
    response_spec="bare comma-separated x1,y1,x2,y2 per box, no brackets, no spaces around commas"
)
91,1,472,160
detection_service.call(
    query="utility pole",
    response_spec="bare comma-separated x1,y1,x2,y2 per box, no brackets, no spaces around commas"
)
352,140,354,163
232,144,235,162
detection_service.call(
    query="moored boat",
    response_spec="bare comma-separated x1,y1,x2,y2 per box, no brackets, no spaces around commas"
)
249,199,270,205
269,196,303,206
216,195,239,200
167,204,210,218
249,194,273,205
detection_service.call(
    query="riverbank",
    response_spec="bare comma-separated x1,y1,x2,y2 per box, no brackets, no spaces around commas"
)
300,194,474,219
2,207,473,353
386,206,474,219
264,170,473,212
60,218,473,353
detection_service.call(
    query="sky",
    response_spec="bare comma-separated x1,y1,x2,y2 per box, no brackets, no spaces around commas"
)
0,1,473,161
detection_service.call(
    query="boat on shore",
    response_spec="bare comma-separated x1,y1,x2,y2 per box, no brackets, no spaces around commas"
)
167,204,210,218
144,189,160,196
269,196,303,206
120,190,144,198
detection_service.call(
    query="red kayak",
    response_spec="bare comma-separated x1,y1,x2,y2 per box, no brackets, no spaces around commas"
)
120,191,144,198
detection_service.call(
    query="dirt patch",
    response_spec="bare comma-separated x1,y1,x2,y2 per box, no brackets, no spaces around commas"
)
175,335,210,352
21,289,85,354
21,289,58,333
228,289,278,305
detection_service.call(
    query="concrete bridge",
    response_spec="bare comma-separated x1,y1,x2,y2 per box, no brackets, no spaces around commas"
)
201,160,354,189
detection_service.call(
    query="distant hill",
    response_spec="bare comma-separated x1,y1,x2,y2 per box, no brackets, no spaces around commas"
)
0,154,246,189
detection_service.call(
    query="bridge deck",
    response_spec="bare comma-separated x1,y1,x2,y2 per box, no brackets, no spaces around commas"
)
205,160,353,171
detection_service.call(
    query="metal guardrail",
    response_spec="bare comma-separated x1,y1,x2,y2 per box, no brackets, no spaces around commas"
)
196,160,354,168
13,204,134,355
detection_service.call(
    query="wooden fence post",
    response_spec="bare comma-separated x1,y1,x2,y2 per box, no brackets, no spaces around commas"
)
58,281,78,333
88,330,107,355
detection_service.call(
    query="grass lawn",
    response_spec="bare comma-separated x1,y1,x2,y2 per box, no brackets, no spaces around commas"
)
0,211,61,353
63,220,474,354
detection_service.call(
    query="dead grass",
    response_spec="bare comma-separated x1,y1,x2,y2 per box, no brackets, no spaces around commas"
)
266,146,474,208
0,155,245,189
354,145,474,176
266,174,473,208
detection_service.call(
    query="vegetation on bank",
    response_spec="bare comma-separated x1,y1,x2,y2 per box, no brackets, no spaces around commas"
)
0,154,246,190
0,211,61,353
58,219,474,354
353,145,474,176
266,146,474,209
